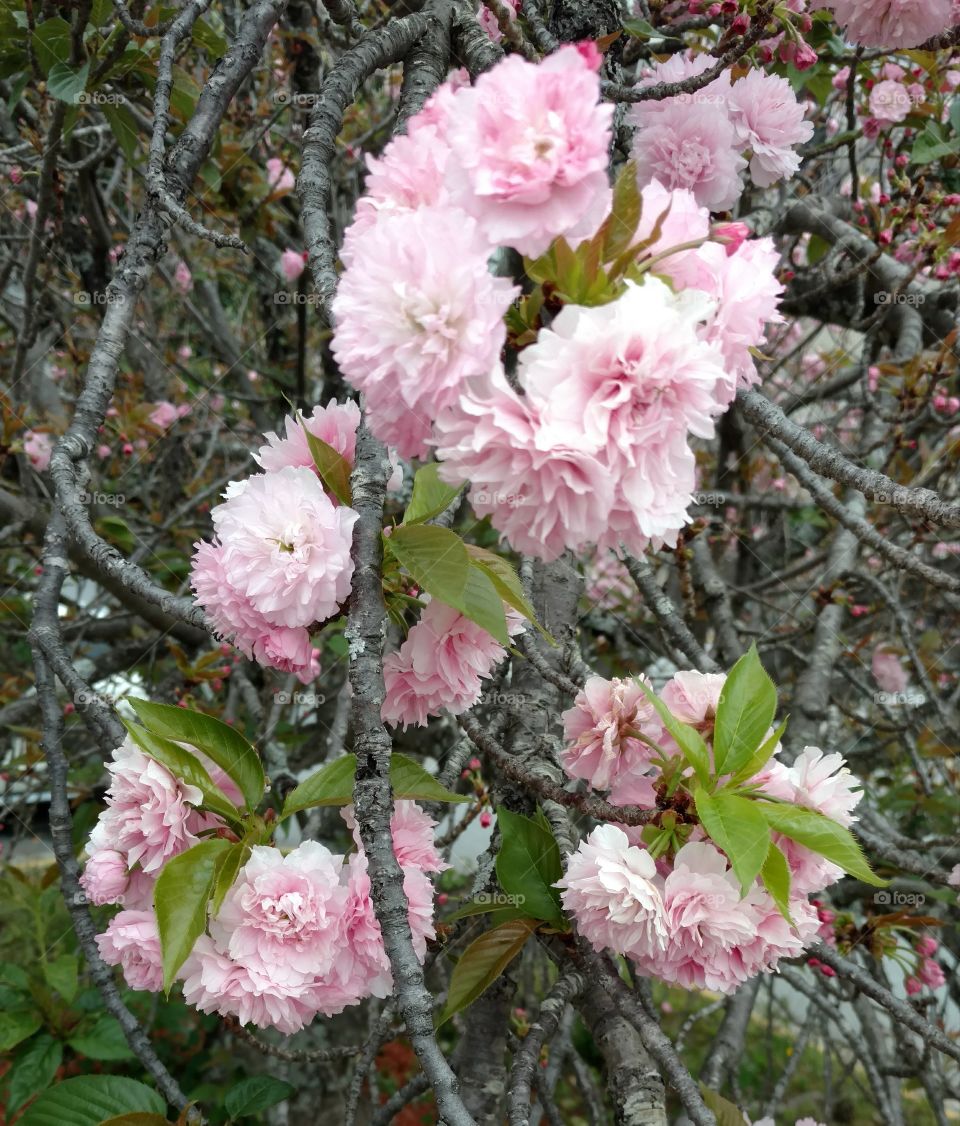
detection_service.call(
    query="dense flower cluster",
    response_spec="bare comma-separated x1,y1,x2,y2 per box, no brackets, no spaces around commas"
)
191,400,369,682
329,48,788,562
629,56,813,208
557,671,865,993
83,740,445,1032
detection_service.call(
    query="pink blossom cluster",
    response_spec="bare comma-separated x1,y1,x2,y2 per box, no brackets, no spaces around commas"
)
382,598,524,728
191,400,367,682
556,671,865,992
83,740,446,1032
904,935,947,995
823,0,956,48
629,56,814,210
332,46,613,459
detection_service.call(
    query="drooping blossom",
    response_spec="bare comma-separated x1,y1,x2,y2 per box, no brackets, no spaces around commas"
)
871,646,908,695
869,80,914,124
96,909,164,992
331,207,517,458
726,70,814,186
556,825,668,960
207,466,357,629
382,598,522,728
659,670,727,730
80,849,133,906
173,260,192,294
560,676,660,792
434,366,614,561
149,401,187,429
919,958,946,988
191,539,320,683
478,0,519,42
86,739,211,874
823,0,955,48
266,156,295,194
443,46,613,256
23,430,53,471
388,801,449,873
280,247,306,282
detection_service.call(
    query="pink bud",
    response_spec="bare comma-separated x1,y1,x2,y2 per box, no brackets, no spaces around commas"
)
480,811,493,829
469,757,481,770
905,976,922,995
713,221,750,256
916,936,938,957
574,40,603,71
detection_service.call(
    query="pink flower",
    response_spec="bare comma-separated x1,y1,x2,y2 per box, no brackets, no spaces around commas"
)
632,180,712,290
182,935,333,1033
331,207,517,458
823,0,954,48
726,70,814,187
869,80,913,124
87,739,210,873
23,430,53,471
713,221,751,256
266,157,295,195
96,909,163,992
919,958,946,989
209,466,358,629
478,0,519,43
382,598,518,727
631,98,745,212
905,975,922,995
871,646,908,694
80,849,131,906
255,400,360,474
148,401,180,429
173,261,192,294
659,670,727,728
210,842,349,986
190,539,320,683
444,47,613,256
389,801,449,873
561,676,660,792
916,935,938,957
434,366,614,561
280,248,306,282
788,746,863,827
556,825,668,960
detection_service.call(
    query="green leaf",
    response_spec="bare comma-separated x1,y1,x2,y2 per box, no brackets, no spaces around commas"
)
389,752,471,804
122,720,241,825
210,842,249,917
8,1035,63,1113
694,790,770,896
99,1116,170,1126
760,840,793,925
31,17,72,74
495,808,565,927
384,524,470,610
911,123,959,164
757,803,886,887
713,644,777,777
698,1085,749,1126
282,752,468,818
126,699,264,812
304,427,352,506
192,15,228,57
281,755,357,817
67,1016,135,1061
603,163,642,261
403,463,462,525
154,838,232,991
464,545,549,641
47,61,89,104
622,17,657,38
436,918,538,1026
635,680,711,788
102,103,141,165
0,1011,42,1052
224,1076,296,1118
43,953,78,1003
17,1076,165,1126
459,565,510,646
729,718,788,786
